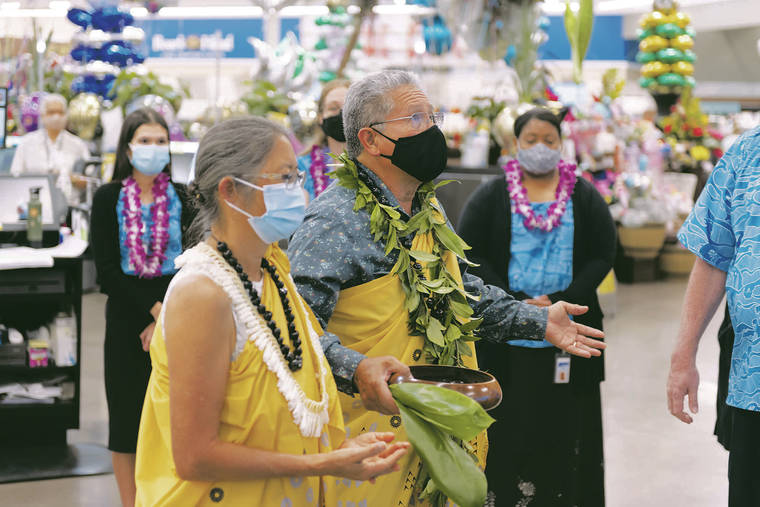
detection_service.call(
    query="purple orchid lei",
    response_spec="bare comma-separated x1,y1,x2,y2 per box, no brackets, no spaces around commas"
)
121,172,170,278
309,144,329,197
504,158,577,232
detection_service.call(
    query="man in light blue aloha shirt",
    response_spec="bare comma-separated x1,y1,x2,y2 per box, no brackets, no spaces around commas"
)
667,126,760,507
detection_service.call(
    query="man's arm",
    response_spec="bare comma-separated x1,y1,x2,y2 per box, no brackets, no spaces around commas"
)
667,257,727,423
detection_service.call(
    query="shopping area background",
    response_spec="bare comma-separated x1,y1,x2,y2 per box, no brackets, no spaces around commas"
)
1,0,759,506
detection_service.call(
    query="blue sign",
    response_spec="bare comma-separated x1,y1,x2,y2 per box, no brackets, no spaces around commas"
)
542,16,625,61
136,18,300,59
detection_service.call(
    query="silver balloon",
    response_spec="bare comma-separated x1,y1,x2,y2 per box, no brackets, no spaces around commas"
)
126,95,176,126
248,33,317,94
84,60,119,77
288,98,318,139
122,26,146,44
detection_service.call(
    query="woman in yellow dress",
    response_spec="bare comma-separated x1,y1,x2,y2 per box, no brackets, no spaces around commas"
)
134,117,409,506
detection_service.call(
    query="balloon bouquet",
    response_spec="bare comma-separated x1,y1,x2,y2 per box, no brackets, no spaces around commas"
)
636,0,696,114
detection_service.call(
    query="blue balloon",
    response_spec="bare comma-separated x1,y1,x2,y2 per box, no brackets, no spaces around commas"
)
101,41,136,66
423,15,452,55
504,45,516,66
91,7,134,33
66,8,92,29
70,44,98,62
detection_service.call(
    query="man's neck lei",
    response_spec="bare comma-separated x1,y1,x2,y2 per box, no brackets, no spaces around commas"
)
331,153,482,366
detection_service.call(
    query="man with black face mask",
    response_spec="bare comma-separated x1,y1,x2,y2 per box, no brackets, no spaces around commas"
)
288,70,606,506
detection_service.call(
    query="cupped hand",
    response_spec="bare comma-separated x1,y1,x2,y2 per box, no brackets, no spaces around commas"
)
544,301,606,357
354,356,412,415
327,432,410,483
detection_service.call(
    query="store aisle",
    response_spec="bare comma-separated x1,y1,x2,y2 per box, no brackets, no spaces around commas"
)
0,279,728,507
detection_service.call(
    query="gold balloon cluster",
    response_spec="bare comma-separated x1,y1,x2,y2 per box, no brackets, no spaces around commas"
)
67,93,101,141
636,1,696,94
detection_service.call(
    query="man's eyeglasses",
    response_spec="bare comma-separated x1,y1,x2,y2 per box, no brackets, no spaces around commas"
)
370,111,445,131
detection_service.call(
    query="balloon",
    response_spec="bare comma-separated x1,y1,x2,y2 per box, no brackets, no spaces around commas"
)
68,93,101,141
674,12,690,28
637,28,653,40
126,95,176,125
66,8,92,29
423,16,453,56
672,61,694,76
70,44,98,62
537,15,551,31
639,35,668,53
642,61,669,78
504,45,516,66
639,77,656,89
84,60,119,77
657,73,686,87
684,26,696,38
101,41,140,67
654,23,683,39
492,107,516,148
636,51,657,64
682,49,697,63
684,76,696,88
656,48,684,63
644,11,664,28
20,93,44,133
122,26,146,43
91,7,134,33
671,34,694,51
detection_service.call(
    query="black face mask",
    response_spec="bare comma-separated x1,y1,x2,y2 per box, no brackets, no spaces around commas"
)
320,113,346,143
371,125,448,182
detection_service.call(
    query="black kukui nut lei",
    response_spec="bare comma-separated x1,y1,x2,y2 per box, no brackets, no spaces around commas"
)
217,241,303,371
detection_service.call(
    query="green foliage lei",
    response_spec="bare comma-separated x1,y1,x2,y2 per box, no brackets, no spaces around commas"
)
331,153,482,366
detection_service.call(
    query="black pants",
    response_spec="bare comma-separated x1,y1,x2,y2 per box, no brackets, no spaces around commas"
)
728,407,760,507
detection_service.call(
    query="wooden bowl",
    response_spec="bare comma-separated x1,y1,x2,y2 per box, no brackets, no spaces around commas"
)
389,365,503,411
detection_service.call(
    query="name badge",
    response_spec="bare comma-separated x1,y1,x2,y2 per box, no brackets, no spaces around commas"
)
554,354,571,384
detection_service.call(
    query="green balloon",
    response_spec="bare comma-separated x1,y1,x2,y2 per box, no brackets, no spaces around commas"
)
655,23,684,39
656,48,684,63
685,76,696,88
636,51,657,64
639,77,656,89
683,49,697,63
638,28,654,40
658,73,686,87
685,26,696,38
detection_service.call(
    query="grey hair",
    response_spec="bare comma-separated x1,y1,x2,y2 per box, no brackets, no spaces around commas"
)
186,116,288,245
41,93,67,114
342,70,422,158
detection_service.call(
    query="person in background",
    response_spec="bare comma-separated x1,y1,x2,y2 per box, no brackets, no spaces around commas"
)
135,116,408,506
10,93,90,205
668,127,760,507
458,108,616,506
297,79,349,201
90,107,193,507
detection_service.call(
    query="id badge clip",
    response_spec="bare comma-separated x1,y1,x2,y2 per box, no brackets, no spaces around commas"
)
554,353,571,384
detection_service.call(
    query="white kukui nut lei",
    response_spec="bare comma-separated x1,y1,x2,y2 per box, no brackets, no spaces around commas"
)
173,243,331,438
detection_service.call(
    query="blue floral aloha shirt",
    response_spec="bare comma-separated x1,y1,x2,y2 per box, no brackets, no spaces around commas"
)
678,127,760,412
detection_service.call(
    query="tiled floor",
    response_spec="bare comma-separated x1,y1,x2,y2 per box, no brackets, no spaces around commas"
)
0,278,729,506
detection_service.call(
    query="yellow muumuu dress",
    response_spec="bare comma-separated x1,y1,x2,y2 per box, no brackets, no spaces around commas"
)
326,227,488,507
135,243,345,506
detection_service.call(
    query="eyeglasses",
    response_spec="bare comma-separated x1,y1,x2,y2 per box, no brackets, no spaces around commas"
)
370,111,445,131
246,171,306,190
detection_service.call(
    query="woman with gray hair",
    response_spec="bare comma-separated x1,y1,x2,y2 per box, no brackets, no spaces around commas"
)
134,116,408,506
10,93,90,205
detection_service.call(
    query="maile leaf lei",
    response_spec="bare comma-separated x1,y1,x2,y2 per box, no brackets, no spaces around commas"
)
331,153,483,366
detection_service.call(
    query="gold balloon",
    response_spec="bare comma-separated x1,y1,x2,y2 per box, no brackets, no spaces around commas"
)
642,61,669,77
672,61,694,76
674,11,690,28
639,35,668,53
67,93,101,141
671,34,694,50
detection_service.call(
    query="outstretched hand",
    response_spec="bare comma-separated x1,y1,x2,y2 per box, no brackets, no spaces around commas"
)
544,302,606,357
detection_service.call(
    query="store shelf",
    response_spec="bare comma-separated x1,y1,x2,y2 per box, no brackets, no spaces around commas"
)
0,365,77,378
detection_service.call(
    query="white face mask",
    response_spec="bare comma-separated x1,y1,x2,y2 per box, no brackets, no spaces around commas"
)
225,178,306,244
517,143,562,175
